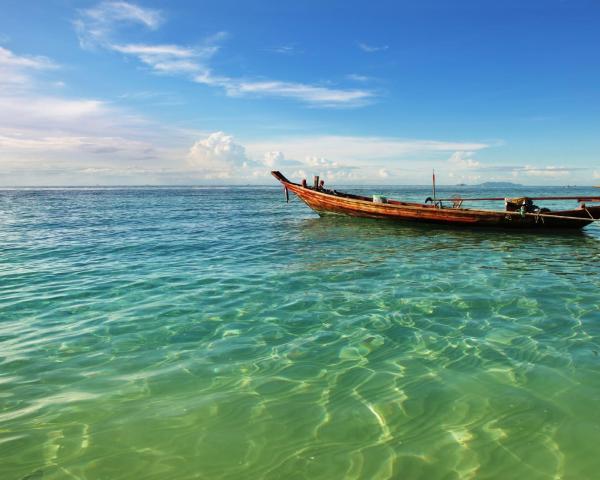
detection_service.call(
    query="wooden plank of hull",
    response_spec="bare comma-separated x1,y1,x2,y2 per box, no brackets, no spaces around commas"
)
273,171,599,229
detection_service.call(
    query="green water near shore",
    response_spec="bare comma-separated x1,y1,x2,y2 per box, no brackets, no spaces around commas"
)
1,186,600,479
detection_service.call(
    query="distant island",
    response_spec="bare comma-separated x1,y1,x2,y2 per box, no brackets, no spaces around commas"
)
455,181,523,187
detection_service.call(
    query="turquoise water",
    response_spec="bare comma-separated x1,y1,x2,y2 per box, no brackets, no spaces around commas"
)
1,186,600,480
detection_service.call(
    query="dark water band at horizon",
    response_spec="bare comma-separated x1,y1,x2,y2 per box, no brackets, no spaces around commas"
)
1,186,599,479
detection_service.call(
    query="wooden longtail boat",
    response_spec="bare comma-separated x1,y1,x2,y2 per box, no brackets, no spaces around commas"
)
272,171,600,230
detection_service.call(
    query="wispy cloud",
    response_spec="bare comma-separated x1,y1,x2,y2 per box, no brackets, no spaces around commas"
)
266,44,301,55
111,43,208,74
74,0,162,48
514,166,572,178
0,45,188,185
203,78,374,107
0,91,163,162
0,46,57,87
358,42,389,53
346,73,371,82
109,31,227,76
118,90,183,106
75,2,375,108
0,46,56,70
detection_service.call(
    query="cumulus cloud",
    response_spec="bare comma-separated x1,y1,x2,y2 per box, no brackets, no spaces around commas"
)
448,151,480,169
187,131,258,177
246,136,489,165
263,151,285,167
305,156,340,168
261,151,305,169
185,133,369,181
243,135,494,184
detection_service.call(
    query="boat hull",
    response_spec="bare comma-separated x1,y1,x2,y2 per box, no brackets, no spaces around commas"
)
273,172,600,230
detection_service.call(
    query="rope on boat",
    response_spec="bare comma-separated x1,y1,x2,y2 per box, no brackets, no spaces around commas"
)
434,196,600,202
507,211,600,222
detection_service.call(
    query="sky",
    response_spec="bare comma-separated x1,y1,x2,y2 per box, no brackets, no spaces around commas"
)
0,0,599,186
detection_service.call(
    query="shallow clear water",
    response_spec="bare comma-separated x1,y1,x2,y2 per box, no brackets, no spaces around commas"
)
1,186,600,480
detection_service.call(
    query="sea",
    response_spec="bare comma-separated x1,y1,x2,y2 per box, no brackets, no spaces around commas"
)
1,185,599,479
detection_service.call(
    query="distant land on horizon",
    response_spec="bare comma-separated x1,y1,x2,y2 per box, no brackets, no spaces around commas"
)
452,181,522,187
475,181,522,188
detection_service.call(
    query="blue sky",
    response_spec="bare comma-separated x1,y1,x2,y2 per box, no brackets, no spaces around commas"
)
0,0,599,185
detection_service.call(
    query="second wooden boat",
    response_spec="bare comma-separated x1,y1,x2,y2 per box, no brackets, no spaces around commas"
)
272,171,600,230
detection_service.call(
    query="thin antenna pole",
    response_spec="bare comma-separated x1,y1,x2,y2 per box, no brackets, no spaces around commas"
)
432,169,437,203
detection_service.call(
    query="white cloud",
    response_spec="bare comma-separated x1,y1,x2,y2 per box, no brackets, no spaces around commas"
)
193,72,374,107
262,151,304,168
358,42,389,53
218,80,373,107
316,169,360,182
112,43,196,58
305,156,339,168
242,135,492,184
185,133,371,181
519,166,571,177
76,2,374,107
346,73,370,82
0,46,57,87
263,151,284,167
448,173,482,183
0,133,153,155
0,46,56,70
267,45,300,55
1,96,106,124
75,1,162,48
0,45,191,185
187,132,256,176
111,43,212,74
593,170,600,179
246,136,489,166
90,1,162,28
448,151,480,169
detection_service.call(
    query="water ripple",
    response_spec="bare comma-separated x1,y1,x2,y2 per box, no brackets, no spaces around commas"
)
1,187,600,479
